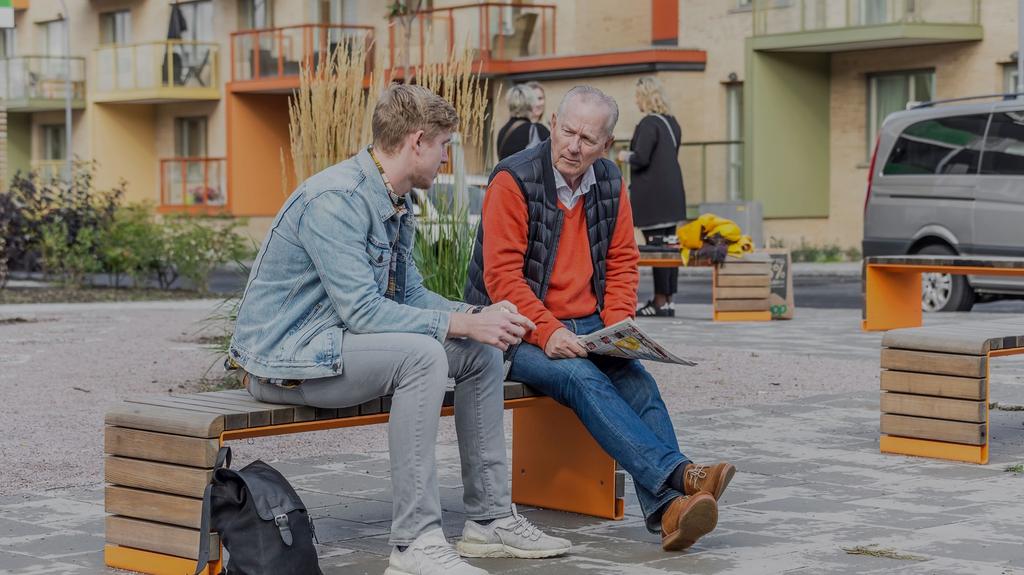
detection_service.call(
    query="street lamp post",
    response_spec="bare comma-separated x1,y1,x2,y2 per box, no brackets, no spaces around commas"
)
59,0,71,183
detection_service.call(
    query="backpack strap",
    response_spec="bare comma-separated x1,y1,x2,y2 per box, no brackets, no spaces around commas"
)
498,119,529,154
271,505,294,546
193,446,231,575
652,114,679,149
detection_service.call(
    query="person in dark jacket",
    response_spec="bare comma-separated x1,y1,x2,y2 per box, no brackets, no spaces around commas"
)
618,76,686,317
496,83,551,160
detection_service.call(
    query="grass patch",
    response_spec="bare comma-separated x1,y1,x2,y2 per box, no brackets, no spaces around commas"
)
990,402,1024,412
1005,464,1024,473
192,373,245,393
841,545,926,561
0,287,209,305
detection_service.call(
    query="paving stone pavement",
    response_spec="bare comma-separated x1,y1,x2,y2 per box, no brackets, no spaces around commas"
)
2,304,1024,574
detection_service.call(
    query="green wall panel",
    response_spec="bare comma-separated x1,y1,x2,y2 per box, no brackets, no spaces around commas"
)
6,112,30,181
744,45,830,219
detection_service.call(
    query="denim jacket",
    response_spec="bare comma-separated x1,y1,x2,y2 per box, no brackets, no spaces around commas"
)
229,148,470,380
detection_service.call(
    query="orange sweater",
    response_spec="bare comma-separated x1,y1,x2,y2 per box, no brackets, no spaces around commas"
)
482,170,640,349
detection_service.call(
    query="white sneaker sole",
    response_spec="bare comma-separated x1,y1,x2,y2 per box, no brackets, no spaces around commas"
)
455,540,570,559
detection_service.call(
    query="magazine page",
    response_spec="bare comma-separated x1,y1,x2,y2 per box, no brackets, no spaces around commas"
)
578,319,696,366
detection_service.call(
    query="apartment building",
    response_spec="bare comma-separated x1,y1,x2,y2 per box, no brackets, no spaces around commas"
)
0,0,1017,249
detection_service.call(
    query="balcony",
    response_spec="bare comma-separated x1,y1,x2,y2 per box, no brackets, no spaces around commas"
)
0,56,86,112
750,0,982,52
160,157,228,213
230,24,374,92
93,41,220,103
387,2,556,74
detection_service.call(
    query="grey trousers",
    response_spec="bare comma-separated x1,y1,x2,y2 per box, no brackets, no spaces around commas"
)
248,333,512,545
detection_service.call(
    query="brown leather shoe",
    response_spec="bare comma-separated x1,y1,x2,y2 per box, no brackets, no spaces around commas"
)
660,493,718,551
682,462,736,500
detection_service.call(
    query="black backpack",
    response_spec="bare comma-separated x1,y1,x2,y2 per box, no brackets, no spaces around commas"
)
194,447,322,575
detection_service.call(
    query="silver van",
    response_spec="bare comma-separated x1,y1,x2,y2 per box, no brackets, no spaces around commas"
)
863,97,1024,312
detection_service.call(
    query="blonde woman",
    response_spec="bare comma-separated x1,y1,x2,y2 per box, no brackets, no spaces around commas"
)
617,76,685,317
496,83,551,160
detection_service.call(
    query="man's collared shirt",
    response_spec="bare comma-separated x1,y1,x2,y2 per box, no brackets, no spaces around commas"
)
552,163,596,210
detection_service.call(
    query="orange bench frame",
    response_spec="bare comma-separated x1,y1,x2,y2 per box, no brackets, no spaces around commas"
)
863,262,1024,331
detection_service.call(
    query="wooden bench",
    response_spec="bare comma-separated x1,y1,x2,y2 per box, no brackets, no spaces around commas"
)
103,382,625,575
638,251,773,322
862,255,1024,331
879,318,1024,464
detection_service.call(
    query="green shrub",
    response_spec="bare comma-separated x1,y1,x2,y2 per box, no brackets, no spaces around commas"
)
97,204,166,288
39,221,103,287
162,215,252,294
413,191,474,301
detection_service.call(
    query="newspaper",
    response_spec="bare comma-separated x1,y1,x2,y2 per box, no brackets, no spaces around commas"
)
578,318,696,365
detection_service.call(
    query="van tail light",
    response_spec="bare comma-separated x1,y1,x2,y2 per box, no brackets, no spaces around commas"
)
865,135,880,215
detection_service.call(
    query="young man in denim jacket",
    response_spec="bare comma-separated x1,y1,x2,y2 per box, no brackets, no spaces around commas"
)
229,84,570,575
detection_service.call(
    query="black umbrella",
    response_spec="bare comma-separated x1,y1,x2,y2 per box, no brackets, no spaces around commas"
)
168,3,188,40
164,4,188,85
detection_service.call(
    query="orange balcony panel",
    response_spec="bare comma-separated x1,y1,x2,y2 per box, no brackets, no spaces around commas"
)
388,2,556,70
491,48,707,80
230,23,374,93
226,93,295,217
13,0,28,10
159,157,228,214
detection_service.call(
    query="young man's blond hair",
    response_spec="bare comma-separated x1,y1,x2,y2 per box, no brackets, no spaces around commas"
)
371,84,460,154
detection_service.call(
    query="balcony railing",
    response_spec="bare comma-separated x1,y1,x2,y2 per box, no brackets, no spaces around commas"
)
388,2,556,70
161,158,227,210
614,140,744,210
231,24,374,83
752,0,980,36
0,56,86,107
93,41,219,101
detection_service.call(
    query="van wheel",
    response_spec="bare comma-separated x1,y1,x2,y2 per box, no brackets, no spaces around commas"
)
916,244,975,312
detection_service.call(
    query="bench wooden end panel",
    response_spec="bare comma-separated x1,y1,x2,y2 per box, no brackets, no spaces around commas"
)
880,348,986,378
880,414,986,445
106,486,203,529
714,286,771,300
104,427,220,468
880,370,985,400
880,392,985,423
106,403,224,438
715,299,771,312
105,456,213,498
106,516,219,561
718,262,770,276
716,275,771,288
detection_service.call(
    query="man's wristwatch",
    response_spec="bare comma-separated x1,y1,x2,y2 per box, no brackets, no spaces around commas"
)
470,305,485,314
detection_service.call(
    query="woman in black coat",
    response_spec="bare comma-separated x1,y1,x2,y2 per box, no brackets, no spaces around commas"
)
496,83,550,160
618,76,686,317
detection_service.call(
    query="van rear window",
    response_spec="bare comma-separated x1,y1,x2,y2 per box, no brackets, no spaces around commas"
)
980,111,1024,175
883,114,989,175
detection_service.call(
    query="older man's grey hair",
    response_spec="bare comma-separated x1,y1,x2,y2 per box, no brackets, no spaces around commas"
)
506,84,536,118
556,86,619,138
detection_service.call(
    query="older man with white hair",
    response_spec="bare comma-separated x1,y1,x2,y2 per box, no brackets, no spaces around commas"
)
465,85,735,552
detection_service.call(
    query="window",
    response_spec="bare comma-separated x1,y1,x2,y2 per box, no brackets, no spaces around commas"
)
1005,64,1020,96
312,0,360,23
100,10,132,45
42,125,66,161
868,69,934,156
882,114,989,175
980,111,1024,175
175,117,208,157
177,1,214,42
0,29,14,58
239,0,271,29
40,19,66,56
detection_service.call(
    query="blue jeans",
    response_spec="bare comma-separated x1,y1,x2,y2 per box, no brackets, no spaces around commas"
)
508,314,690,533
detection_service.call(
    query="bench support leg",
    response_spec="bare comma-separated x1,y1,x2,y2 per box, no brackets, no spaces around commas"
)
880,435,988,465
105,544,221,575
511,398,624,520
863,266,921,331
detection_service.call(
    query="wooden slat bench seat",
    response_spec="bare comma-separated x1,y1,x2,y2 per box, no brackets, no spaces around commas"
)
104,382,625,575
879,318,1024,464
638,251,773,322
862,255,1024,331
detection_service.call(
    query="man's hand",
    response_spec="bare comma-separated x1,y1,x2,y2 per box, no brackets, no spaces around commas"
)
484,300,518,315
544,327,588,359
448,306,536,351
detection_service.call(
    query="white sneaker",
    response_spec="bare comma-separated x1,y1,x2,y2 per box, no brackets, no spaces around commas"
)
456,505,572,559
384,528,489,575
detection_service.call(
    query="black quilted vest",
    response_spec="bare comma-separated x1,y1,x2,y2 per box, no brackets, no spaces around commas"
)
464,140,623,312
